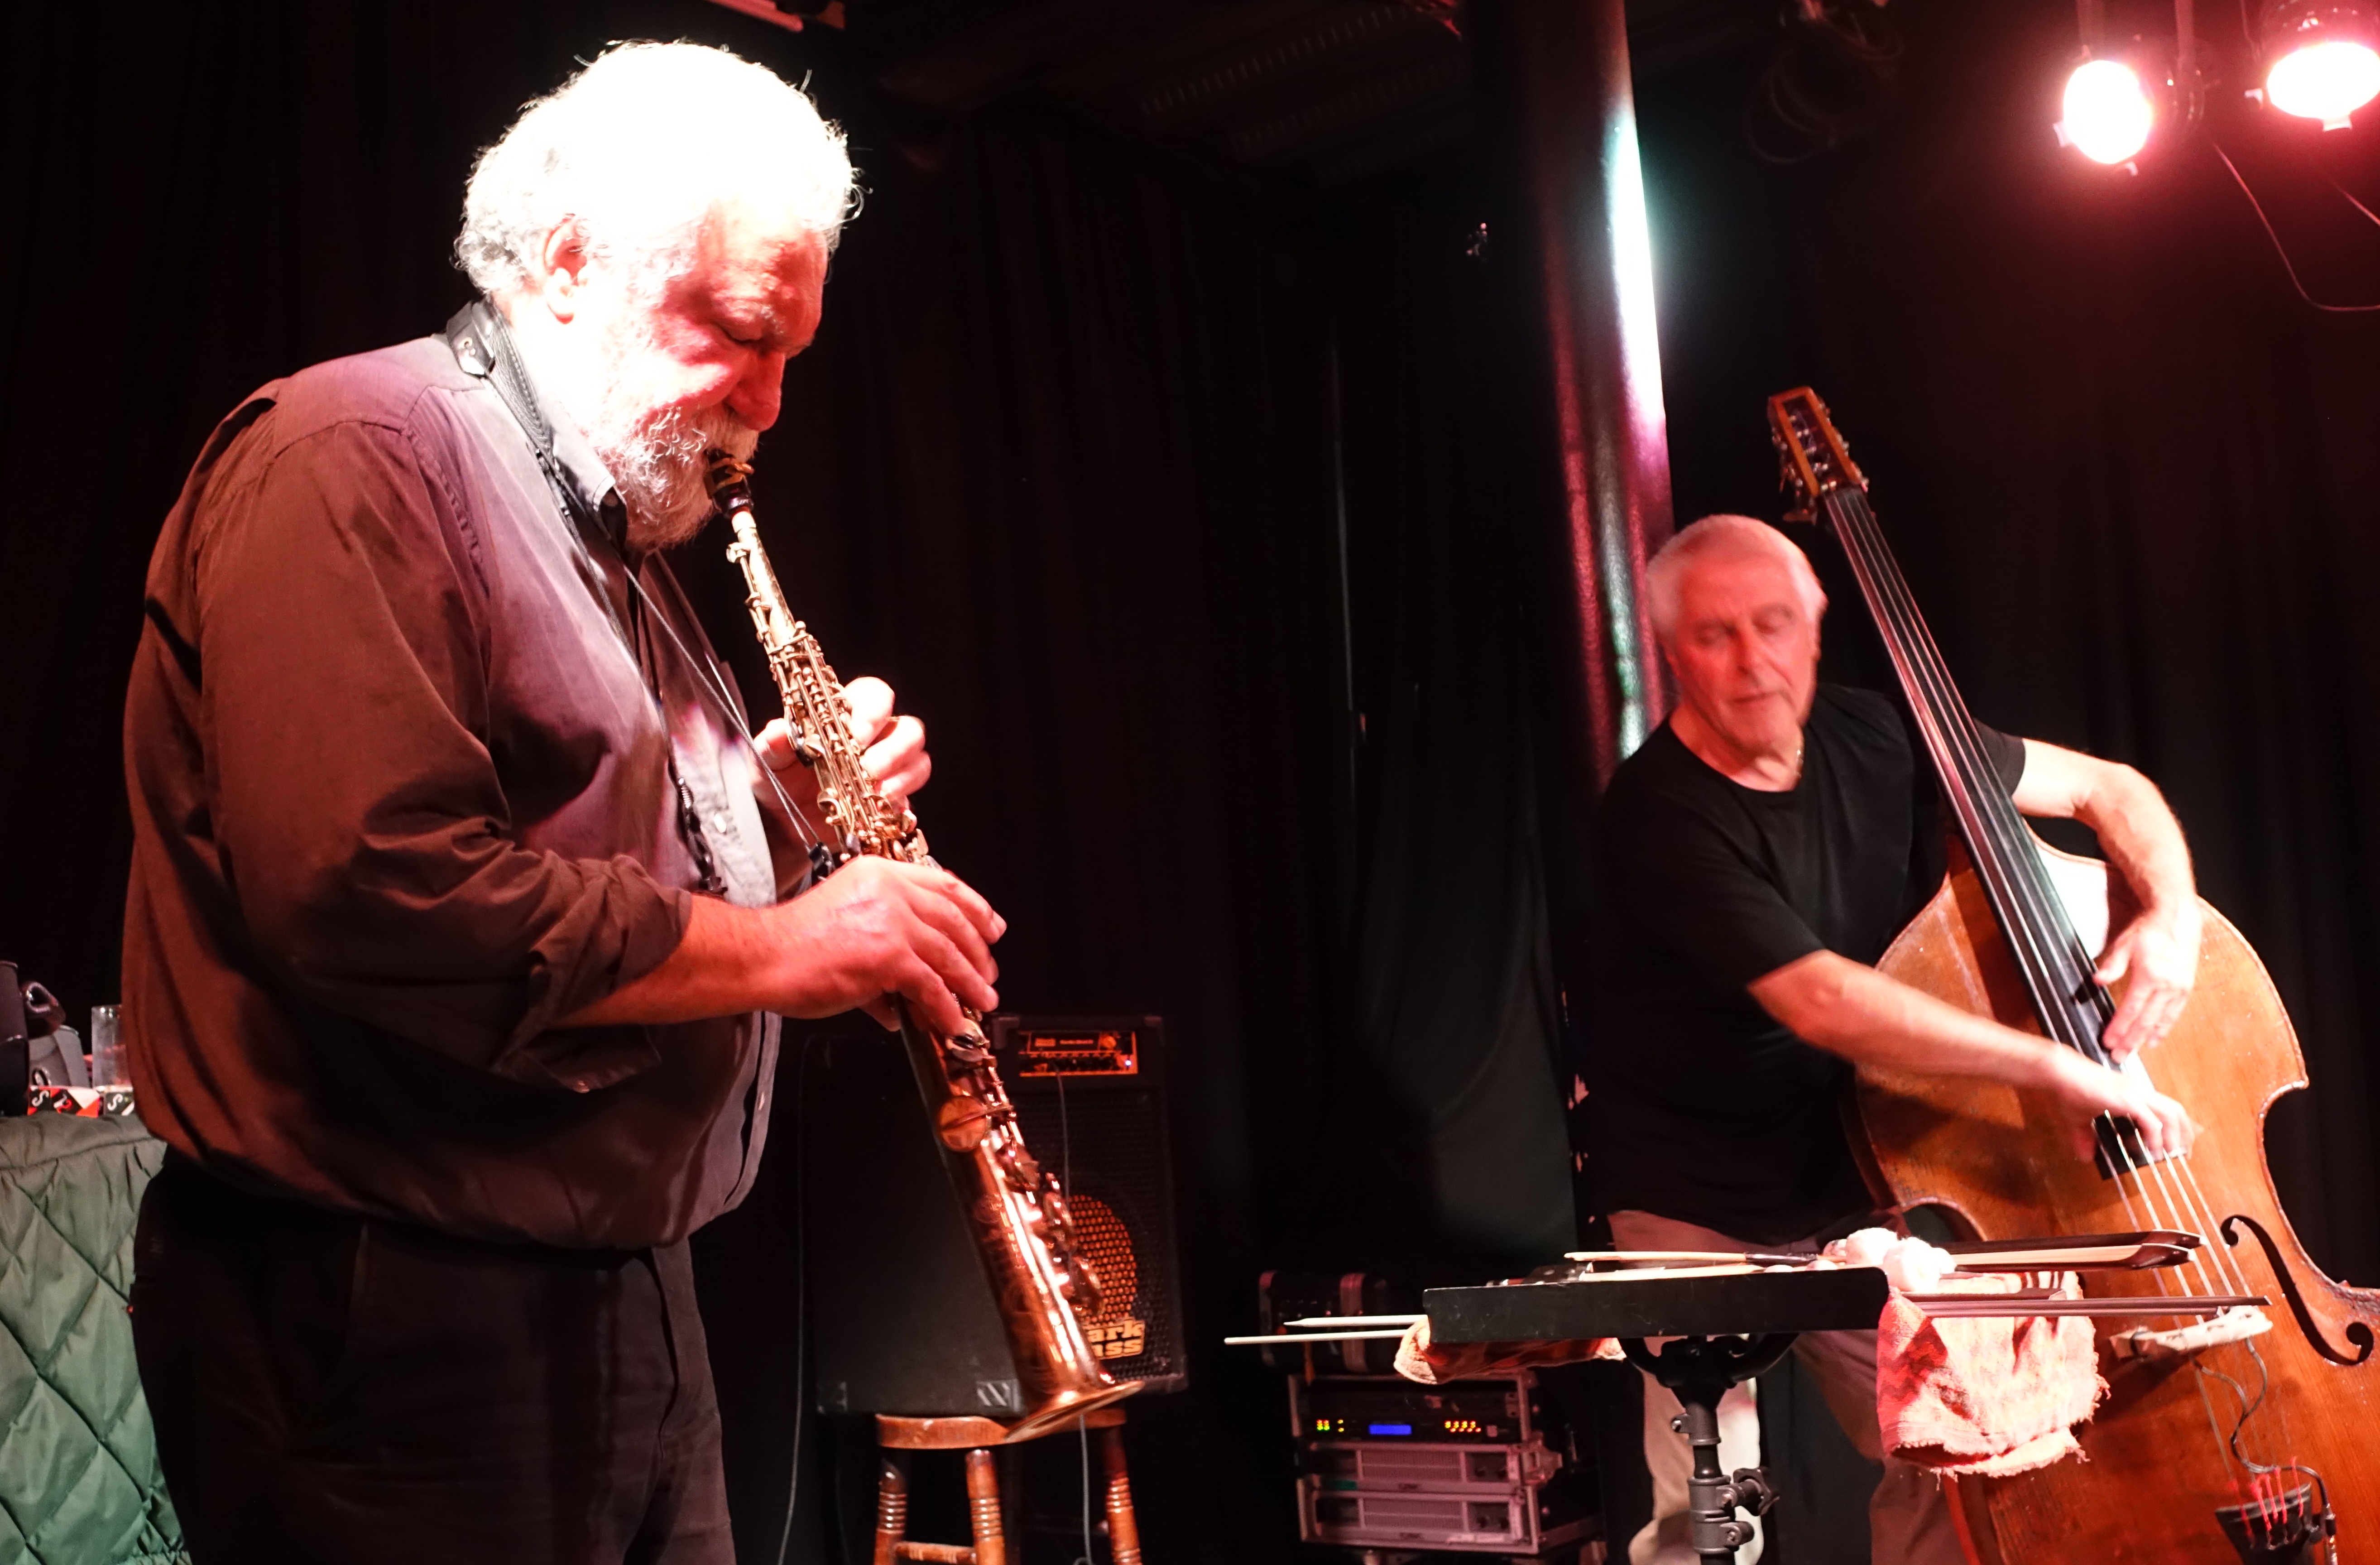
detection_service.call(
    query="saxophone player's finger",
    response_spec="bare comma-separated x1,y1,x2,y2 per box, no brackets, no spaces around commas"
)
756,717,808,776
897,936,994,1029
865,715,931,799
910,861,1004,946
902,879,1000,989
888,962,964,1036
844,676,897,743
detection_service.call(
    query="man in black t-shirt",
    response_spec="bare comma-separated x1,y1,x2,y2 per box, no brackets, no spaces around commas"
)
1587,514,2199,1565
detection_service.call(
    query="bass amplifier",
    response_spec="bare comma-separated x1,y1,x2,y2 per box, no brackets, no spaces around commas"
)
991,1014,1185,1395
803,1016,1184,1417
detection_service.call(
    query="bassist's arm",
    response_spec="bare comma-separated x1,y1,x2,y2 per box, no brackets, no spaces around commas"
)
1751,951,2197,1157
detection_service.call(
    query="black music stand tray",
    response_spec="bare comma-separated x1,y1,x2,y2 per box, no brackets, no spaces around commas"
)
1423,1268,1892,1565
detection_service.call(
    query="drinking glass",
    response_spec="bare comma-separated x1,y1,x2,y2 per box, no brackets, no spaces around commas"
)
88,1005,127,1089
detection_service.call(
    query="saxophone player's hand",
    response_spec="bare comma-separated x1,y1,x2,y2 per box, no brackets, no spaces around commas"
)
758,676,931,808
767,856,1003,1035
555,857,1003,1034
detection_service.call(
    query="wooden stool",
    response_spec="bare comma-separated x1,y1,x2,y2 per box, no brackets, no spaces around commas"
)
871,1403,1142,1565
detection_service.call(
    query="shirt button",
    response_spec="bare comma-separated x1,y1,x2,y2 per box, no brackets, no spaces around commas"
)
710,811,734,832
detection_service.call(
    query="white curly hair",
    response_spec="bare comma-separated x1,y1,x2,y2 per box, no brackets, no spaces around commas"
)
456,41,856,298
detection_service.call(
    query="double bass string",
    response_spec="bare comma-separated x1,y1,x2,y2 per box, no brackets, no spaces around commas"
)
1817,493,2098,1032
1791,413,2338,1544
1842,502,2232,1308
1826,489,2303,1514
2174,1154,2258,1294
1818,494,2181,1257
1842,525,2224,1310
1826,493,2098,1051
1819,490,2231,1310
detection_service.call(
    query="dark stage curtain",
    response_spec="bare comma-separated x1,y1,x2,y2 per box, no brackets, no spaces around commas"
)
687,109,1583,1560
681,114,1358,1565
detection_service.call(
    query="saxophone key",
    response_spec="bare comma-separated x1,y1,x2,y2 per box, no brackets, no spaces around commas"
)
936,1094,994,1152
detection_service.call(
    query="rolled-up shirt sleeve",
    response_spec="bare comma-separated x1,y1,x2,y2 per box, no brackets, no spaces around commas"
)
197,418,687,1090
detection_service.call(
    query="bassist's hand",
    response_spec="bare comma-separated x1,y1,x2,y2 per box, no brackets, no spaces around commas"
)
2096,901,2200,1061
2047,1050,2198,1161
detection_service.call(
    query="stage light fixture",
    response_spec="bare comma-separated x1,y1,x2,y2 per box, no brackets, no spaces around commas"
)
2059,58,2157,163
2262,0,2380,127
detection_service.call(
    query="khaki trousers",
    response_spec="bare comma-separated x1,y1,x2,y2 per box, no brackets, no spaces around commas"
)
1607,1210,1966,1565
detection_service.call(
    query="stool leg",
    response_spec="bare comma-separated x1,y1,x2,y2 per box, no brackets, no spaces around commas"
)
965,1447,1006,1565
1101,1425,1143,1565
871,1453,909,1565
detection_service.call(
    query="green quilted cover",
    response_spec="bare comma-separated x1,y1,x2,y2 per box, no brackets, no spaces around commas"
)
0,1118,180,1565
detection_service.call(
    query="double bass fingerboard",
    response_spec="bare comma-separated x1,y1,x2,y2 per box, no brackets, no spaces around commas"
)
1768,390,2118,1072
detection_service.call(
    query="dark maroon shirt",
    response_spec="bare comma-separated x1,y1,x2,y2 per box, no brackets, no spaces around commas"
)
124,326,797,1248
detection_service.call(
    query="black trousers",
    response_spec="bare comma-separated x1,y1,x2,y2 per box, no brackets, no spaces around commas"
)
129,1156,734,1565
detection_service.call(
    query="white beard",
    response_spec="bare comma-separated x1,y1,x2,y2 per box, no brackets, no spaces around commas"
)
552,306,761,552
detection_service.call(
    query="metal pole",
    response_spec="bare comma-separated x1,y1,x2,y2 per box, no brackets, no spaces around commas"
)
1468,0,1675,784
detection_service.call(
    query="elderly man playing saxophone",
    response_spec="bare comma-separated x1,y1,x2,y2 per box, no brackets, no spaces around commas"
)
121,44,995,1564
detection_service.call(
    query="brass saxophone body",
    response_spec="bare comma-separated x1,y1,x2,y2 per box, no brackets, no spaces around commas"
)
710,455,1132,1439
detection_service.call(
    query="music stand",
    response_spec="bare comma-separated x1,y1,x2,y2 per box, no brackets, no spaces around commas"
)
1422,1268,1894,1565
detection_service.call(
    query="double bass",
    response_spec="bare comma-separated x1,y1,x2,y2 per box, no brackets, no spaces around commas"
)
1768,389,2380,1563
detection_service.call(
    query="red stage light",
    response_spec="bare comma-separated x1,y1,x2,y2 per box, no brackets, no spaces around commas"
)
2268,39,2380,124
2264,0,2380,127
2060,59,2155,163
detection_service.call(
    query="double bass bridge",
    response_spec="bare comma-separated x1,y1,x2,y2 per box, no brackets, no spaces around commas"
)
2110,1304,2274,1362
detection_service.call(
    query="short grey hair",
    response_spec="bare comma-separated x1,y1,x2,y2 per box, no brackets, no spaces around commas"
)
1645,514,1827,639
457,42,857,297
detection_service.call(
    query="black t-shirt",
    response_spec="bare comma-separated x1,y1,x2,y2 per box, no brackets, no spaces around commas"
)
1584,685,2026,1244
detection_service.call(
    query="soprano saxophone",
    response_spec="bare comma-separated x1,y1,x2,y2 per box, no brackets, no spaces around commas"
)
710,454,1133,1438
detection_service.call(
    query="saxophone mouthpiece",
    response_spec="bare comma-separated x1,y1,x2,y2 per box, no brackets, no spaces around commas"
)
705,449,755,503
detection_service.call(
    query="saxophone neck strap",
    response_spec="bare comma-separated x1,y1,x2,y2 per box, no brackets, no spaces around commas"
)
444,298,753,896
444,298,612,542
